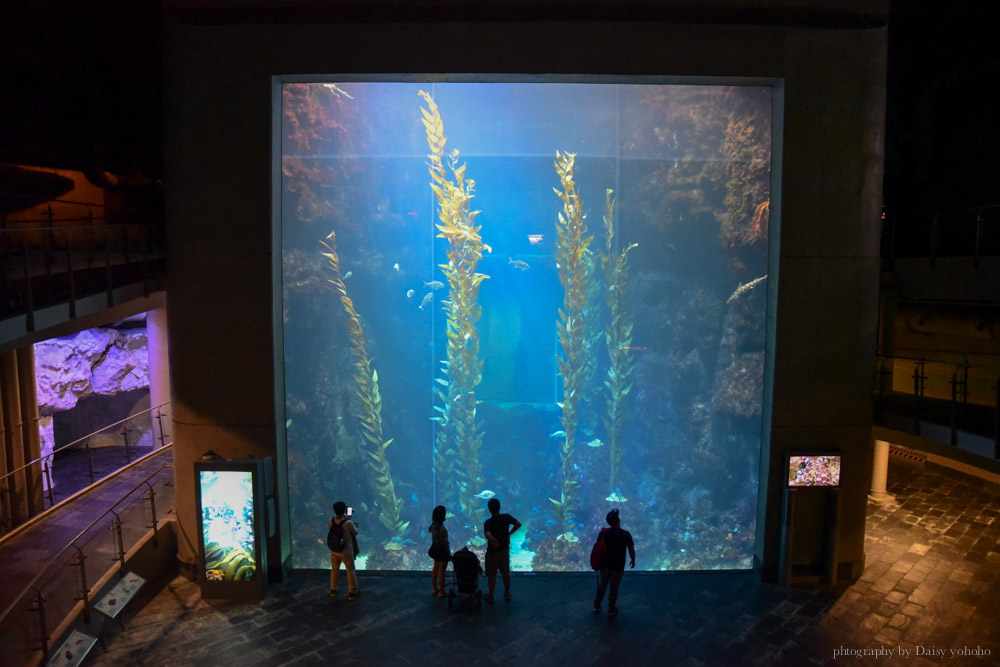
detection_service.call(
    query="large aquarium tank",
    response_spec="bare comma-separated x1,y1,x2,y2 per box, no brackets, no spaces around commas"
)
280,80,772,572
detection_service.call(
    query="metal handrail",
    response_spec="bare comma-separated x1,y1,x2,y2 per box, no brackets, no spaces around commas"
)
0,220,162,234
0,402,171,490
0,191,110,210
0,460,173,626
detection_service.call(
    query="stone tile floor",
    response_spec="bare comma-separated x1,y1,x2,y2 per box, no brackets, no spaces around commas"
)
87,458,1000,666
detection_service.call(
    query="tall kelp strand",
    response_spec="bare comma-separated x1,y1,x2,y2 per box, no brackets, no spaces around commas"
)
418,91,489,538
551,151,594,544
320,230,408,549
599,189,638,494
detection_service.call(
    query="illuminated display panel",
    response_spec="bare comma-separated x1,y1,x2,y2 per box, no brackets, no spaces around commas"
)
199,470,258,581
786,455,842,488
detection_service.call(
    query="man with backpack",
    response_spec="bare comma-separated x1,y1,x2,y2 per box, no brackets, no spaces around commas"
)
592,508,635,617
328,501,360,601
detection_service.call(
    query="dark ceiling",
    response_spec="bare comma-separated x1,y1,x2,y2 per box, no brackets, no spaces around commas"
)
0,1,996,216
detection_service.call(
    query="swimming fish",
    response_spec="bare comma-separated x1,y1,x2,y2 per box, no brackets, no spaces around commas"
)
557,532,579,543
424,280,445,290
726,274,767,304
419,293,433,310
549,430,566,439
343,271,352,280
605,488,628,503
360,502,368,512
586,438,604,448
474,489,496,500
285,419,293,429
406,289,415,299
509,258,530,271
393,262,400,272
527,234,543,246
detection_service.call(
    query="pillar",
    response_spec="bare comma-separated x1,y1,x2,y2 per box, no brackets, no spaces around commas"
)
869,438,893,502
147,306,172,447
0,350,29,523
16,346,44,515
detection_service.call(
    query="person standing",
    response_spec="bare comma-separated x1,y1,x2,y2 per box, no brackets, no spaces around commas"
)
483,497,521,603
428,505,451,598
328,501,360,601
594,508,635,617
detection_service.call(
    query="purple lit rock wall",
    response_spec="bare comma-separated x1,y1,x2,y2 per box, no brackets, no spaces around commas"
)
34,327,151,459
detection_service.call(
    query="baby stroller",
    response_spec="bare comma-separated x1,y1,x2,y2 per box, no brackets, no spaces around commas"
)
447,546,483,606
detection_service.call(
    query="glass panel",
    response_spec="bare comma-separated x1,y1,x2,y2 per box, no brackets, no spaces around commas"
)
281,81,772,571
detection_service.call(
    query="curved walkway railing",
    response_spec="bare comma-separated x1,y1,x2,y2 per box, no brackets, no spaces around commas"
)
0,402,171,538
1,192,165,331
875,354,999,460
0,452,173,667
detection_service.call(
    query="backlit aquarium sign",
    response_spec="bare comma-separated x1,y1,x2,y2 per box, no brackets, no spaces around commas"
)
199,470,258,581
279,80,774,572
786,455,842,488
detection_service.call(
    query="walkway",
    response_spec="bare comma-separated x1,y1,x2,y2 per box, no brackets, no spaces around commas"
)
0,446,173,618
90,458,999,666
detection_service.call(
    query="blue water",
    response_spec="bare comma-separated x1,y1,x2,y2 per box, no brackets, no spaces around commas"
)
281,81,771,571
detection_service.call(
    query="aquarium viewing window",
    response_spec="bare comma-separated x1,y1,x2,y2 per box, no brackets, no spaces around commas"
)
279,79,775,572
786,454,842,488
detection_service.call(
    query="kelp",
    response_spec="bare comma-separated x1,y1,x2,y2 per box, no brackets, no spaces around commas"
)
418,91,488,534
320,230,408,546
599,189,638,493
550,151,595,543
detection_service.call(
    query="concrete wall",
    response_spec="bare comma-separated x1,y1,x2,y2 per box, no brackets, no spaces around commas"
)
165,8,886,580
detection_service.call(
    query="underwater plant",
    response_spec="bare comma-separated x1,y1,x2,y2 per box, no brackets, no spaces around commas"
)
551,150,596,544
599,189,638,494
418,91,488,536
320,230,408,548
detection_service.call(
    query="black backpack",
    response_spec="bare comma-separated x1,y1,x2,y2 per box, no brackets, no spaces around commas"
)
327,517,347,551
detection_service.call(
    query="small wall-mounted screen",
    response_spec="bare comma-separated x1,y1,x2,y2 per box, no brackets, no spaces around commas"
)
787,455,841,488
200,470,258,581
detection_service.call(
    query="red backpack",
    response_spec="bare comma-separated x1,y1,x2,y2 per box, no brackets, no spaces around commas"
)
590,528,607,571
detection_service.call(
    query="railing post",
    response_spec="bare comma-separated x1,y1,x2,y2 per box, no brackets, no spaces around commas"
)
950,369,959,447
72,546,91,623
105,241,113,308
42,458,55,507
86,441,95,484
29,587,48,664
155,408,167,448
122,425,133,463
110,511,126,578
22,241,35,333
145,481,159,545
912,360,926,435
65,233,77,319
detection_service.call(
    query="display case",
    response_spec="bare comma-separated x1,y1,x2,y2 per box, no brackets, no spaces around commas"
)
195,457,269,600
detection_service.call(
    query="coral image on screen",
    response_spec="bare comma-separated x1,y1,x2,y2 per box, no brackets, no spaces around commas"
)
200,470,257,581
280,81,772,571
787,456,842,488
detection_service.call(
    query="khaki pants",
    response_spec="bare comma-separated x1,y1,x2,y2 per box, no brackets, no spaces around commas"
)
330,549,358,594
595,569,624,609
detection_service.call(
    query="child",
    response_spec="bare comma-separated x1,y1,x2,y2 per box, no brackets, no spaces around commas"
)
428,505,451,598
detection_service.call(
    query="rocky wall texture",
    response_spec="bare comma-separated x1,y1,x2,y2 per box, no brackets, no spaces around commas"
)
34,327,150,457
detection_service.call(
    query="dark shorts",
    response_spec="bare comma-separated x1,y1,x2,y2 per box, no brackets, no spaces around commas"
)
485,548,510,576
